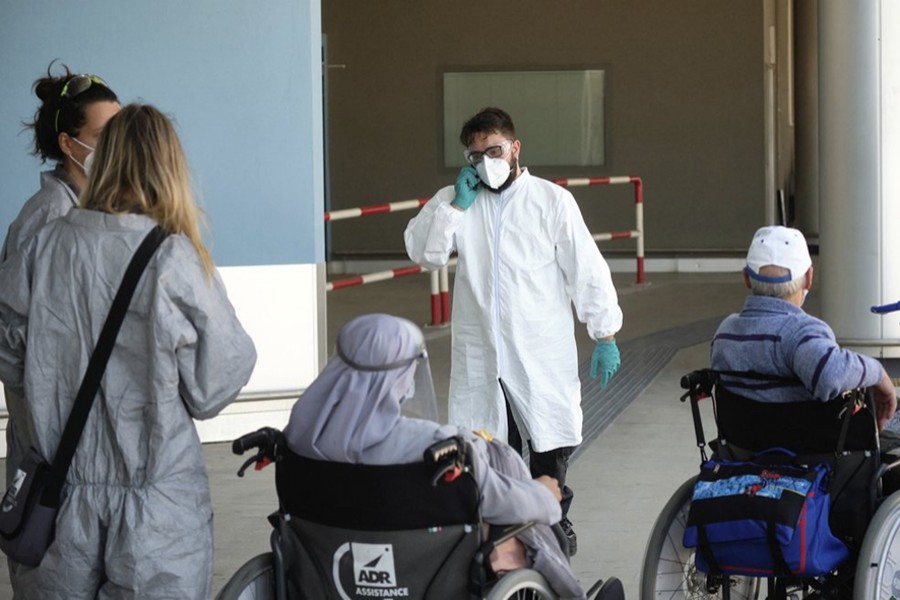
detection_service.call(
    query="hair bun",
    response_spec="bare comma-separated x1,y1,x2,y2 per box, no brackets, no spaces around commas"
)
33,77,64,104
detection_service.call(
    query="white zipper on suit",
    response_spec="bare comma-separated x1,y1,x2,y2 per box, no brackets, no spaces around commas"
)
492,190,507,379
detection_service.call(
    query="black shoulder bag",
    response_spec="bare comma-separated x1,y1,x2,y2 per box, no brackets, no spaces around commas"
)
0,226,168,567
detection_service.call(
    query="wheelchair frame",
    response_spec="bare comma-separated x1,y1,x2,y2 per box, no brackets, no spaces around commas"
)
639,369,900,600
215,427,561,600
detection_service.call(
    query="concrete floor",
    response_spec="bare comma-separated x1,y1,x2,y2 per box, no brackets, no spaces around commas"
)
0,270,764,598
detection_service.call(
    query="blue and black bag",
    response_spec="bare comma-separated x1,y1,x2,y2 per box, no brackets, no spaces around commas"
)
682,450,849,577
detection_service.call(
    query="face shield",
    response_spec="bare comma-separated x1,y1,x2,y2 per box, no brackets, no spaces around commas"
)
335,340,439,422
400,347,438,421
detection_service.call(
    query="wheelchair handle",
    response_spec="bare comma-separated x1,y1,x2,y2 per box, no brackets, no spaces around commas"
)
423,436,470,486
232,427,283,478
871,300,900,314
680,369,718,393
232,427,280,456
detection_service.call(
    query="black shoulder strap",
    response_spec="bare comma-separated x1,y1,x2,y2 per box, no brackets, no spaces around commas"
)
42,226,169,505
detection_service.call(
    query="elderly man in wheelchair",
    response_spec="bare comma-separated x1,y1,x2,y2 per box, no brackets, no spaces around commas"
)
641,226,900,600
218,313,624,600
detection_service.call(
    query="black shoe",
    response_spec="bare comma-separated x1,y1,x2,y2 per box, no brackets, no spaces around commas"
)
560,518,577,556
590,577,625,600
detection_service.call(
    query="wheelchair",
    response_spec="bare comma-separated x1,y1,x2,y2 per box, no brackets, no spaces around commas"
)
639,369,900,599
216,427,596,600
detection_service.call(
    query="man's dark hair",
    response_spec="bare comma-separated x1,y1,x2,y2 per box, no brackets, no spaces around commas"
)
459,107,516,147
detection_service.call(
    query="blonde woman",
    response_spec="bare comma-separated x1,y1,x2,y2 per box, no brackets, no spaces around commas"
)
0,104,257,599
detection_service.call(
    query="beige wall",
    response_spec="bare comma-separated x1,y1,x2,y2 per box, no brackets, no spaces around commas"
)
323,1,767,258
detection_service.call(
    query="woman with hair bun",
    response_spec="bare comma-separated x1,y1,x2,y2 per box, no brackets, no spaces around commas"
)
1,62,120,260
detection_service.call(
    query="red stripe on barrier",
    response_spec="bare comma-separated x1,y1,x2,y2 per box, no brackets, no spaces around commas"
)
392,265,424,277
441,290,451,324
358,204,396,217
608,231,634,240
329,275,365,290
430,294,441,327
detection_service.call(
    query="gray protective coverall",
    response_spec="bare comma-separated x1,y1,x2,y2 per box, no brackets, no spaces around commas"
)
0,209,257,599
1,167,80,472
1,166,78,261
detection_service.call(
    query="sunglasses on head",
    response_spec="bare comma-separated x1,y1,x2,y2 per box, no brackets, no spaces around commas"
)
54,74,109,134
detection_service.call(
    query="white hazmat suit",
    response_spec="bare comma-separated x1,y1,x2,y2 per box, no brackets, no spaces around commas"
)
405,170,622,452
0,209,257,599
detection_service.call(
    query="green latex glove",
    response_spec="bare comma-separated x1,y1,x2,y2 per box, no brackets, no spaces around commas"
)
590,339,621,389
452,165,480,210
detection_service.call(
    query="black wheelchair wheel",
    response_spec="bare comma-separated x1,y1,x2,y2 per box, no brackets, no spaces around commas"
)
215,553,277,600
640,476,763,599
484,568,559,599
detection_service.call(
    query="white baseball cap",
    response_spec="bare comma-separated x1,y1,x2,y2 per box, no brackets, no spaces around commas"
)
744,226,812,283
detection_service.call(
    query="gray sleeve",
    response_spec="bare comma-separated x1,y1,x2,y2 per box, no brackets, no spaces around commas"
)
0,246,33,388
164,250,257,420
785,316,884,401
468,435,562,526
0,311,27,389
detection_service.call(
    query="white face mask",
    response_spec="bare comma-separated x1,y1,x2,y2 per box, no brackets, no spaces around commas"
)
69,137,95,176
83,152,95,176
476,155,512,189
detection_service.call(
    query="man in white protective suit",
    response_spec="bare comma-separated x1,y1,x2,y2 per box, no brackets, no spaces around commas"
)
404,107,623,555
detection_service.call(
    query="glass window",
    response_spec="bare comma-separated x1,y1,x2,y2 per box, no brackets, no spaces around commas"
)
443,69,606,168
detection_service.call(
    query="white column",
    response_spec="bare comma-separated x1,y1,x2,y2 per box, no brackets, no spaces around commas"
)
818,1,900,357
881,2,900,356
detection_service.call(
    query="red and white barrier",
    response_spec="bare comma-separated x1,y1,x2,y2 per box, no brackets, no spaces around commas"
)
326,259,456,327
326,264,425,291
325,198,428,222
552,176,645,284
325,175,644,326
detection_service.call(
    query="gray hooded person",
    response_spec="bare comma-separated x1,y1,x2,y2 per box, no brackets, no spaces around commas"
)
283,313,587,599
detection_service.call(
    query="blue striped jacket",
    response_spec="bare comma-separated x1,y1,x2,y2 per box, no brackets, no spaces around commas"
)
710,295,882,403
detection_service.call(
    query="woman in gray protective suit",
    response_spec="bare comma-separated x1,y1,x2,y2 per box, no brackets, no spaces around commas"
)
284,313,596,600
2,63,120,261
1,65,120,493
0,104,257,599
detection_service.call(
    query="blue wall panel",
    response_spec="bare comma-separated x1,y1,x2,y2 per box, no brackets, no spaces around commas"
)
0,0,323,266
